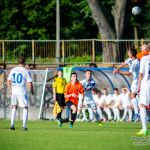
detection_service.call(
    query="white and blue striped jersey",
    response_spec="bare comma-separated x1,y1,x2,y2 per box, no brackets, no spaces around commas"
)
80,78,96,102
125,58,140,81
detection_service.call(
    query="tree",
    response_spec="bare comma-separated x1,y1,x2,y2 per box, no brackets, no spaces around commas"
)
87,0,131,62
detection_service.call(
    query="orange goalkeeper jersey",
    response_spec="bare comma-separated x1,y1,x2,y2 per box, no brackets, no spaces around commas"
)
64,82,84,106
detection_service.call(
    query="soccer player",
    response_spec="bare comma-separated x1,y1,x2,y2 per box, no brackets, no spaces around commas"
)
113,48,140,121
111,88,120,121
7,56,34,130
137,43,149,60
60,72,84,128
53,70,66,126
80,70,101,123
100,88,113,121
137,43,150,135
119,88,132,122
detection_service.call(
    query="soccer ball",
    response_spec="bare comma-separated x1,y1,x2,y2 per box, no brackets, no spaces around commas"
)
132,6,141,15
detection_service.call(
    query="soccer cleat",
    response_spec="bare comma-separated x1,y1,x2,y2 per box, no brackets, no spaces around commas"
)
69,123,73,128
10,125,15,130
22,127,28,131
137,129,147,135
57,119,62,128
132,114,138,122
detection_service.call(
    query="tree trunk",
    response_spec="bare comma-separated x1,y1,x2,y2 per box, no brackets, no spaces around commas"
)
87,0,129,62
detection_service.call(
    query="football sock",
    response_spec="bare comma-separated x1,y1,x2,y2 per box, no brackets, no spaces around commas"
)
11,108,17,126
128,109,132,121
82,107,87,120
70,113,77,125
23,109,28,128
140,107,147,131
132,98,138,114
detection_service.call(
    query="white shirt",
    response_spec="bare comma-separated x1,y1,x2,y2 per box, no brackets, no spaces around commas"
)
119,93,131,107
100,94,112,105
125,58,140,81
112,94,120,107
140,55,150,83
8,66,32,94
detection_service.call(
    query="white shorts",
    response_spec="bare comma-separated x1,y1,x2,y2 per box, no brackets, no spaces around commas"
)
11,93,28,107
139,83,150,106
130,80,138,93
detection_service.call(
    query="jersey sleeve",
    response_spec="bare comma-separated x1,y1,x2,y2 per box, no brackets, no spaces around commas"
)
25,69,32,82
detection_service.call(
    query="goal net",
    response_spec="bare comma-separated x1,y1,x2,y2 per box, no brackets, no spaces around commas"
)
0,68,56,120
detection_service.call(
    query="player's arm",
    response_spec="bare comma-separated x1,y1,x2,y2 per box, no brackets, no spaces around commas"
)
27,82,34,95
117,70,132,76
113,62,127,74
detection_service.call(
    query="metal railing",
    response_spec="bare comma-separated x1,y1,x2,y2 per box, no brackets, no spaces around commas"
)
0,39,149,65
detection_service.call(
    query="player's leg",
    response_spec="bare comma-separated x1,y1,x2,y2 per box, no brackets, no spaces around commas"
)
116,108,120,121
128,107,132,122
105,107,112,121
70,104,77,128
130,83,139,121
87,106,94,121
10,94,17,130
18,94,28,130
137,83,150,135
121,108,127,121
56,93,65,121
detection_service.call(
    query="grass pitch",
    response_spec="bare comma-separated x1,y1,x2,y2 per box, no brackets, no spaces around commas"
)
0,119,150,150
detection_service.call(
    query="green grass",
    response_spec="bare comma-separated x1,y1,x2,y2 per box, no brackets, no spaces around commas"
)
0,119,150,150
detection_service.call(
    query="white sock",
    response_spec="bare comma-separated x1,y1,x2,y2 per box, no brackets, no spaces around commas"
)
128,109,132,121
97,107,103,120
11,108,17,126
115,108,120,121
140,107,147,131
106,108,112,120
23,109,28,128
113,108,117,120
88,108,94,120
132,98,138,114
82,108,87,120
122,108,128,120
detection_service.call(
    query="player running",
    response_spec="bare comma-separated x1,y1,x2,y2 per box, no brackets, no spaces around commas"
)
80,70,101,124
59,72,84,128
113,48,140,122
7,56,34,130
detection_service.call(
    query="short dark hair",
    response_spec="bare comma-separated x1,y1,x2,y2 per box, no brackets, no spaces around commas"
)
18,56,25,65
129,48,137,57
71,72,77,77
114,88,118,91
85,70,92,74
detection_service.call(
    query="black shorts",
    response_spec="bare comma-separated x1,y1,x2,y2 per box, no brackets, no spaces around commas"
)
56,93,66,106
66,101,77,109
